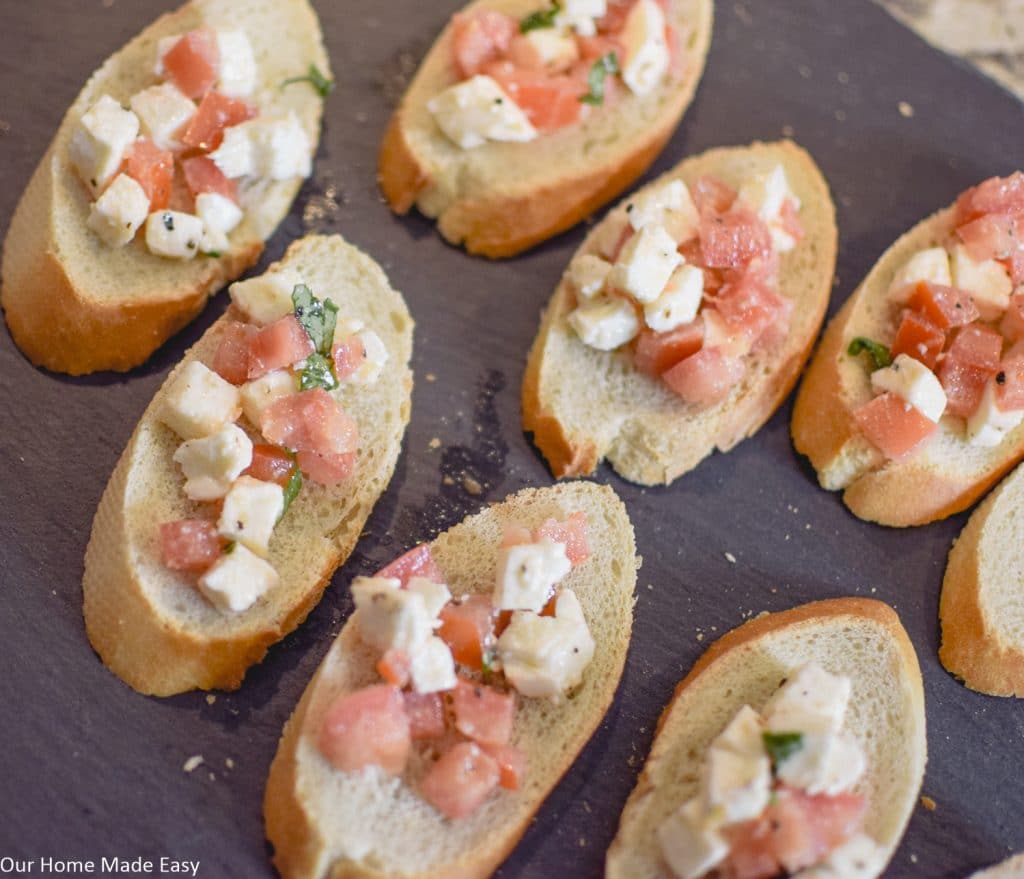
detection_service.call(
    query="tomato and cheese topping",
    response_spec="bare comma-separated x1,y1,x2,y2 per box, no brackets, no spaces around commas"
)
316,512,594,819
428,0,682,150
157,277,388,614
68,25,327,257
658,665,882,879
566,166,803,405
848,173,1024,459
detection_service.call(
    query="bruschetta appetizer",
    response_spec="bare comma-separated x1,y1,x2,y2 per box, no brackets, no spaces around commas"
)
264,481,638,879
83,235,413,696
793,172,1024,526
607,598,927,879
1,0,330,375
523,140,837,484
378,0,713,258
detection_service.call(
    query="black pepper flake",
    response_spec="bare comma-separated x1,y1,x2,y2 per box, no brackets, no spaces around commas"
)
494,97,504,104
163,213,175,231
236,520,243,530
187,240,197,249
998,371,1007,385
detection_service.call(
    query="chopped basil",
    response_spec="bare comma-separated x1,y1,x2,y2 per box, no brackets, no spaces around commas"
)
481,647,496,681
292,284,339,355
762,731,804,769
299,352,338,392
201,250,222,259
579,52,620,106
280,468,303,520
520,1,561,32
223,540,237,555
847,336,892,370
282,63,335,97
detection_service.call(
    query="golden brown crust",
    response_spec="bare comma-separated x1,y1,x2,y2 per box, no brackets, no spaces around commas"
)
378,115,431,217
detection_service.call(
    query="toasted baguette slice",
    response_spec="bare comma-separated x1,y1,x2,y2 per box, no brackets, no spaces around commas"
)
792,189,1024,527
971,855,1024,878
82,235,413,696
1,0,329,375
264,482,639,879
606,598,927,879
940,461,1024,696
378,0,713,258
523,140,837,485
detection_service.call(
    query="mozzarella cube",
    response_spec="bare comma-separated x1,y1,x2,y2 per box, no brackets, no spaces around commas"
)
200,225,230,256
518,28,579,72
145,211,204,260
159,361,241,440
406,576,451,620
566,253,613,300
216,30,258,98
153,35,181,77
129,83,196,151
610,224,683,303
627,179,699,239
494,537,572,612
568,295,640,350
775,731,866,797
703,309,753,358
87,173,150,247
888,247,952,302
951,243,1012,320
346,331,389,385
68,95,140,195
555,0,606,36
229,268,305,325
703,744,772,825
351,576,433,653
211,115,313,180
240,369,299,427
409,636,458,693
218,476,285,556
198,544,278,613
967,379,1024,447
644,264,703,332
870,354,947,422
427,75,537,150
737,164,798,226
210,122,255,178
172,423,253,501
763,665,852,737
620,0,670,96
196,192,244,236
712,705,764,758
657,799,729,879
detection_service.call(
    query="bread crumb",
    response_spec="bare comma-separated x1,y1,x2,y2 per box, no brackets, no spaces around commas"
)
834,109,846,122
921,795,936,811
463,475,483,495
910,854,918,864
208,772,216,781
898,101,915,118
426,373,437,382
696,633,704,641
781,124,794,137
442,475,455,486
578,838,586,847
183,755,204,773
837,71,849,84
205,694,216,705
428,437,441,450
225,758,235,770
724,552,737,564
798,65,811,79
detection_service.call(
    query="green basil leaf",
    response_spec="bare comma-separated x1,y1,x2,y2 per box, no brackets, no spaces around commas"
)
292,284,339,355
281,63,335,97
520,1,561,32
762,731,804,769
280,468,303,520
847,336,892,370
299,352,338,392
579,52,620,106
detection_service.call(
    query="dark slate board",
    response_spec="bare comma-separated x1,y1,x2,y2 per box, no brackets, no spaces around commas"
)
1,1,1022,876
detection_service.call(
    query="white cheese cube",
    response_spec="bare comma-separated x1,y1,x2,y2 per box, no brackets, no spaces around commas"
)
610,224,683,304
775,731,866,797
427,75,537,150
257,114,314,180
406,576,451,620
145,211,205,260
87,173,150,247
967,379,1024,447
620,0,670,96
346,331,389,385
210,122,256,178
644,264,703,332
198,544,279,613
566,253,613,300
215,30,258,98
409,636,458,693
351,576,433,653
68,95,140,195
870,354,947,422
218,476,285,556
240,369,299,427
712,705,764,758
129,83,196,151
737,164,798,226
763,664,852,737
229,268,305,325
951,243,1012,320
493,537,572,612
200,225,230,256
153,35,180,78
159,361,241,440
196,192,243,235
657,799,729,879
703,744,772,825
172,423,253,501
568,295,640,351
888,247,952,302
555,0,606,36
627,179,699,238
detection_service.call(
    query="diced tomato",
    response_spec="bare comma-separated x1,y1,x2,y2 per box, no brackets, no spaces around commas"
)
853,392,937,459
779,198,804,243
451,10,516,78
947,323,1003,370
377,648,411,687
485,61,588,132
938,323,1002,417
576,34,622,63
331,335,367,382
534,511,590,565
181,155,238,203
438,595,494,670
955,172,1024,225
713,271,788,348
482,743,526,790
163,29,220,99
700,207,773,270
121,139,173,210
260,389,359,456
247,315,315,380
754,293,795,351
318,684,410,776
996,345,1024,411
662,348,746,405
181,91,256,153
906,282,980,330
160,519,222,572
597,0,635,33
376,544,444,586
890,310,945,370
634,319,705,377
501,523,533,547
453,678,515,747
296,449,357,486
420,742,500,819
403,691,446,740
245,444,296,487
211,321,255,385
691,175,737,216
957,213,1021,264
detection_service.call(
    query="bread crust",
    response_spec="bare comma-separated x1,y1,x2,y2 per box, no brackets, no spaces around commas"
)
377,0,713,259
